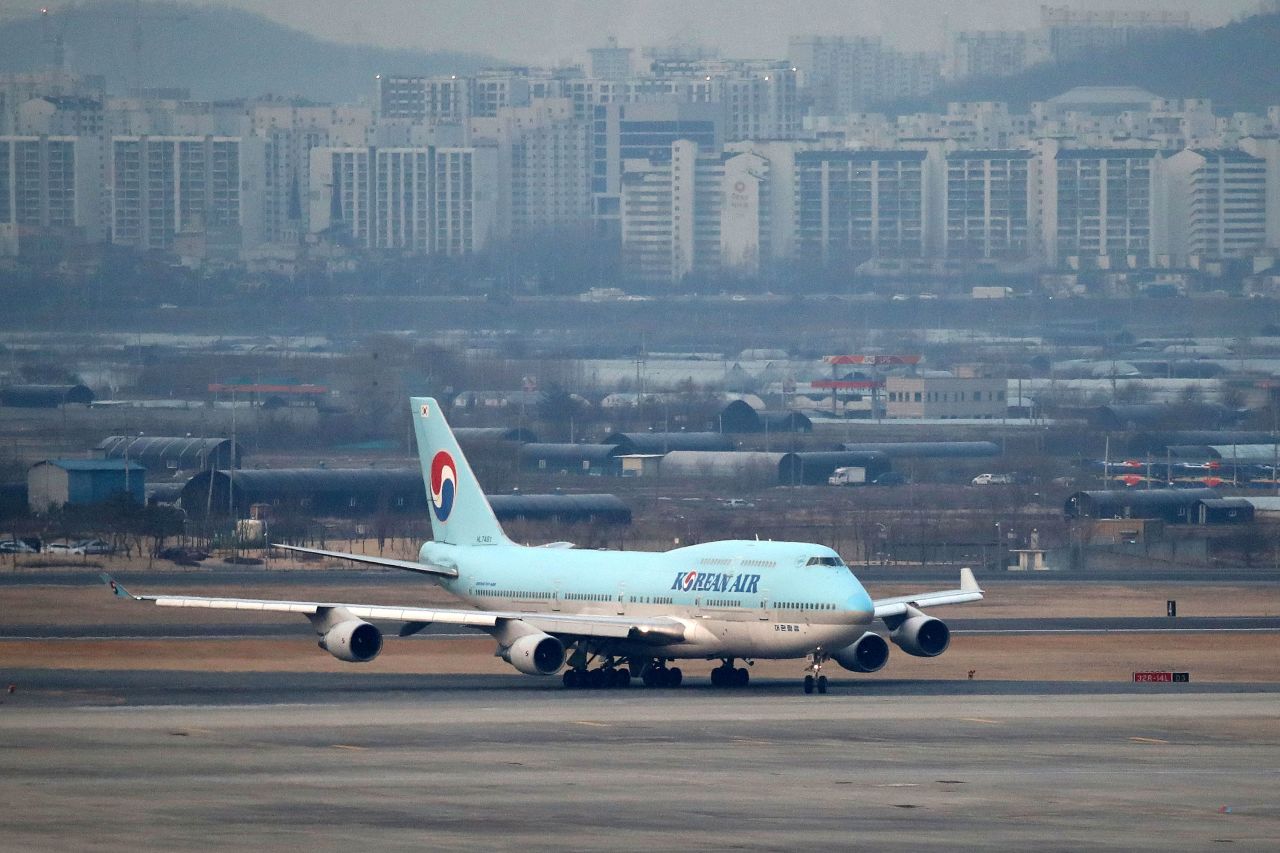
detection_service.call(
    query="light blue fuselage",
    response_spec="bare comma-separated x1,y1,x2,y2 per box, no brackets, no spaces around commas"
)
420,538,876,660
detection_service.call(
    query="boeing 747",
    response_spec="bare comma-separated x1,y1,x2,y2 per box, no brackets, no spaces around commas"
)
103,397,983,693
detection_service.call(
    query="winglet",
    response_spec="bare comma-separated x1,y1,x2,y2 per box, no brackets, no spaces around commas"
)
100,572,132,598
960,567,981,594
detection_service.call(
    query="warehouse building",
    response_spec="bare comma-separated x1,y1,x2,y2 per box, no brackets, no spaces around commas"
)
28,459,145,512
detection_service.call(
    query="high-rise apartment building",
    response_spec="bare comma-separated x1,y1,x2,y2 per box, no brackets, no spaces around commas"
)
588,38,633,80
0,135,103,240
510,116,591,238
1040,5,1193,62
309,144,496,255
944,30,1050,81
1048,147,1163,267
620,139,724,283
945,150,1035,260
795,149,932,263
789,36,941,115
591,101,722,232
110,136,263,252
1165,148,1267,261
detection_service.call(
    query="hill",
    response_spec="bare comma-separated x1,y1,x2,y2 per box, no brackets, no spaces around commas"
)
0,1,494,102
883,12,1280,116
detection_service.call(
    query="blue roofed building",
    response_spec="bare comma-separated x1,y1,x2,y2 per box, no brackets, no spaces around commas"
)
28,459,145,512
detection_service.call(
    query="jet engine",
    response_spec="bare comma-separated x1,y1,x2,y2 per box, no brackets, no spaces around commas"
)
319,619,383,663
500,632,565,676
833,631,890,673
889,613,950,658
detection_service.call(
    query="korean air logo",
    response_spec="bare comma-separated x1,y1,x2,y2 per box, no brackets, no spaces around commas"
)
419,403,430,418
430,450,456,522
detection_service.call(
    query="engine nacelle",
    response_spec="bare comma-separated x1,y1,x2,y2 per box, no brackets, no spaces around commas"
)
500,632,565,676
890,615,950,658
319,619,383,663
833,631,890,673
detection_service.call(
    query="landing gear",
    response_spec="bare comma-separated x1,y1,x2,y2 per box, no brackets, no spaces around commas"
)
802,649,830,695
561,649,632,690
711,659,751,688
640,661,682,688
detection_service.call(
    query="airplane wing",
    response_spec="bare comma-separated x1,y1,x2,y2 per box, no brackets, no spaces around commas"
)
271,544,458,578
101,574,686,645
872,568,984,618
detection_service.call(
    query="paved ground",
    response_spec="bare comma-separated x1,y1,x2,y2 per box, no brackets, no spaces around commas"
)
1,675,1277,851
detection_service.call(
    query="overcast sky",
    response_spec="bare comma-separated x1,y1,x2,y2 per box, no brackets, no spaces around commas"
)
1,1,1265,63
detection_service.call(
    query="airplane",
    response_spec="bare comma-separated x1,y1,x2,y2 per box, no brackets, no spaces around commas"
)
102,396,984,694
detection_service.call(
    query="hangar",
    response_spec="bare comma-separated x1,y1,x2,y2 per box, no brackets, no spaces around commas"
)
97,436,241,472
838,441,999,459
603,432,734,454
180,468,630,523
0,384,94,408
716,400,813,434
1064,488,1221,524
454,427,539,445
778,451,892,485
519,444,623,475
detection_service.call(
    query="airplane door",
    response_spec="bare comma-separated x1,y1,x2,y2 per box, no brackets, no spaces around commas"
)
552,579,561,612
758,585,770,620
616,581,626,615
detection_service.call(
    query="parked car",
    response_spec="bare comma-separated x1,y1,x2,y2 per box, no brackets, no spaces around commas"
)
0,539,38,554
45,542,83,555
971,473,1016,485
76,539,115,555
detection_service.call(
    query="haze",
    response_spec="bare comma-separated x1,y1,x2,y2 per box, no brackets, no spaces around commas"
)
0,0,1262,62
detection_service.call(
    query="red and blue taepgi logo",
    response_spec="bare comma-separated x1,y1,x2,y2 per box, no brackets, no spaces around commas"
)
430,450,457,522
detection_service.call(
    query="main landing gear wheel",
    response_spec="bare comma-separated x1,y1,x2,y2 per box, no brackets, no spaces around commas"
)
803,649,829,695
610,668,630,688
711,660,751,688
665,667,683,687
563,669,581,689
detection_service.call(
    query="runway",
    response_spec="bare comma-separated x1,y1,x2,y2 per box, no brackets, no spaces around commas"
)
1,674,1277,851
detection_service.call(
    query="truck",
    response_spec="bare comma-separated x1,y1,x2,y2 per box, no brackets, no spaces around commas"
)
971,286,1013,299
828,466,867,486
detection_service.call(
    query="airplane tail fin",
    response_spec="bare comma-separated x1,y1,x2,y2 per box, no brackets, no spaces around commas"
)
411,397,509,546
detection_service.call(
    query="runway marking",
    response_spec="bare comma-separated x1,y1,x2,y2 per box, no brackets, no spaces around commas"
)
1129,737,1170,745
959,717,1003,725
874,783,918,788
332,744,367,751
573,721,611,728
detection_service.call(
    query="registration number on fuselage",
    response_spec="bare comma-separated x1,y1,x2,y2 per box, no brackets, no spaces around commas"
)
773,623,802,632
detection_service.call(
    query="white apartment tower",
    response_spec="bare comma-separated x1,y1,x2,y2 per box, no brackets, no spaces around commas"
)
1165,148,1267,262
945,150,1036,260
110,135,263,252
1048,147,1164,268
0,135,104,242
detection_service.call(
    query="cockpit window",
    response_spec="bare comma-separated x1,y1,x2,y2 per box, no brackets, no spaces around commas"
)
805,556,844,567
